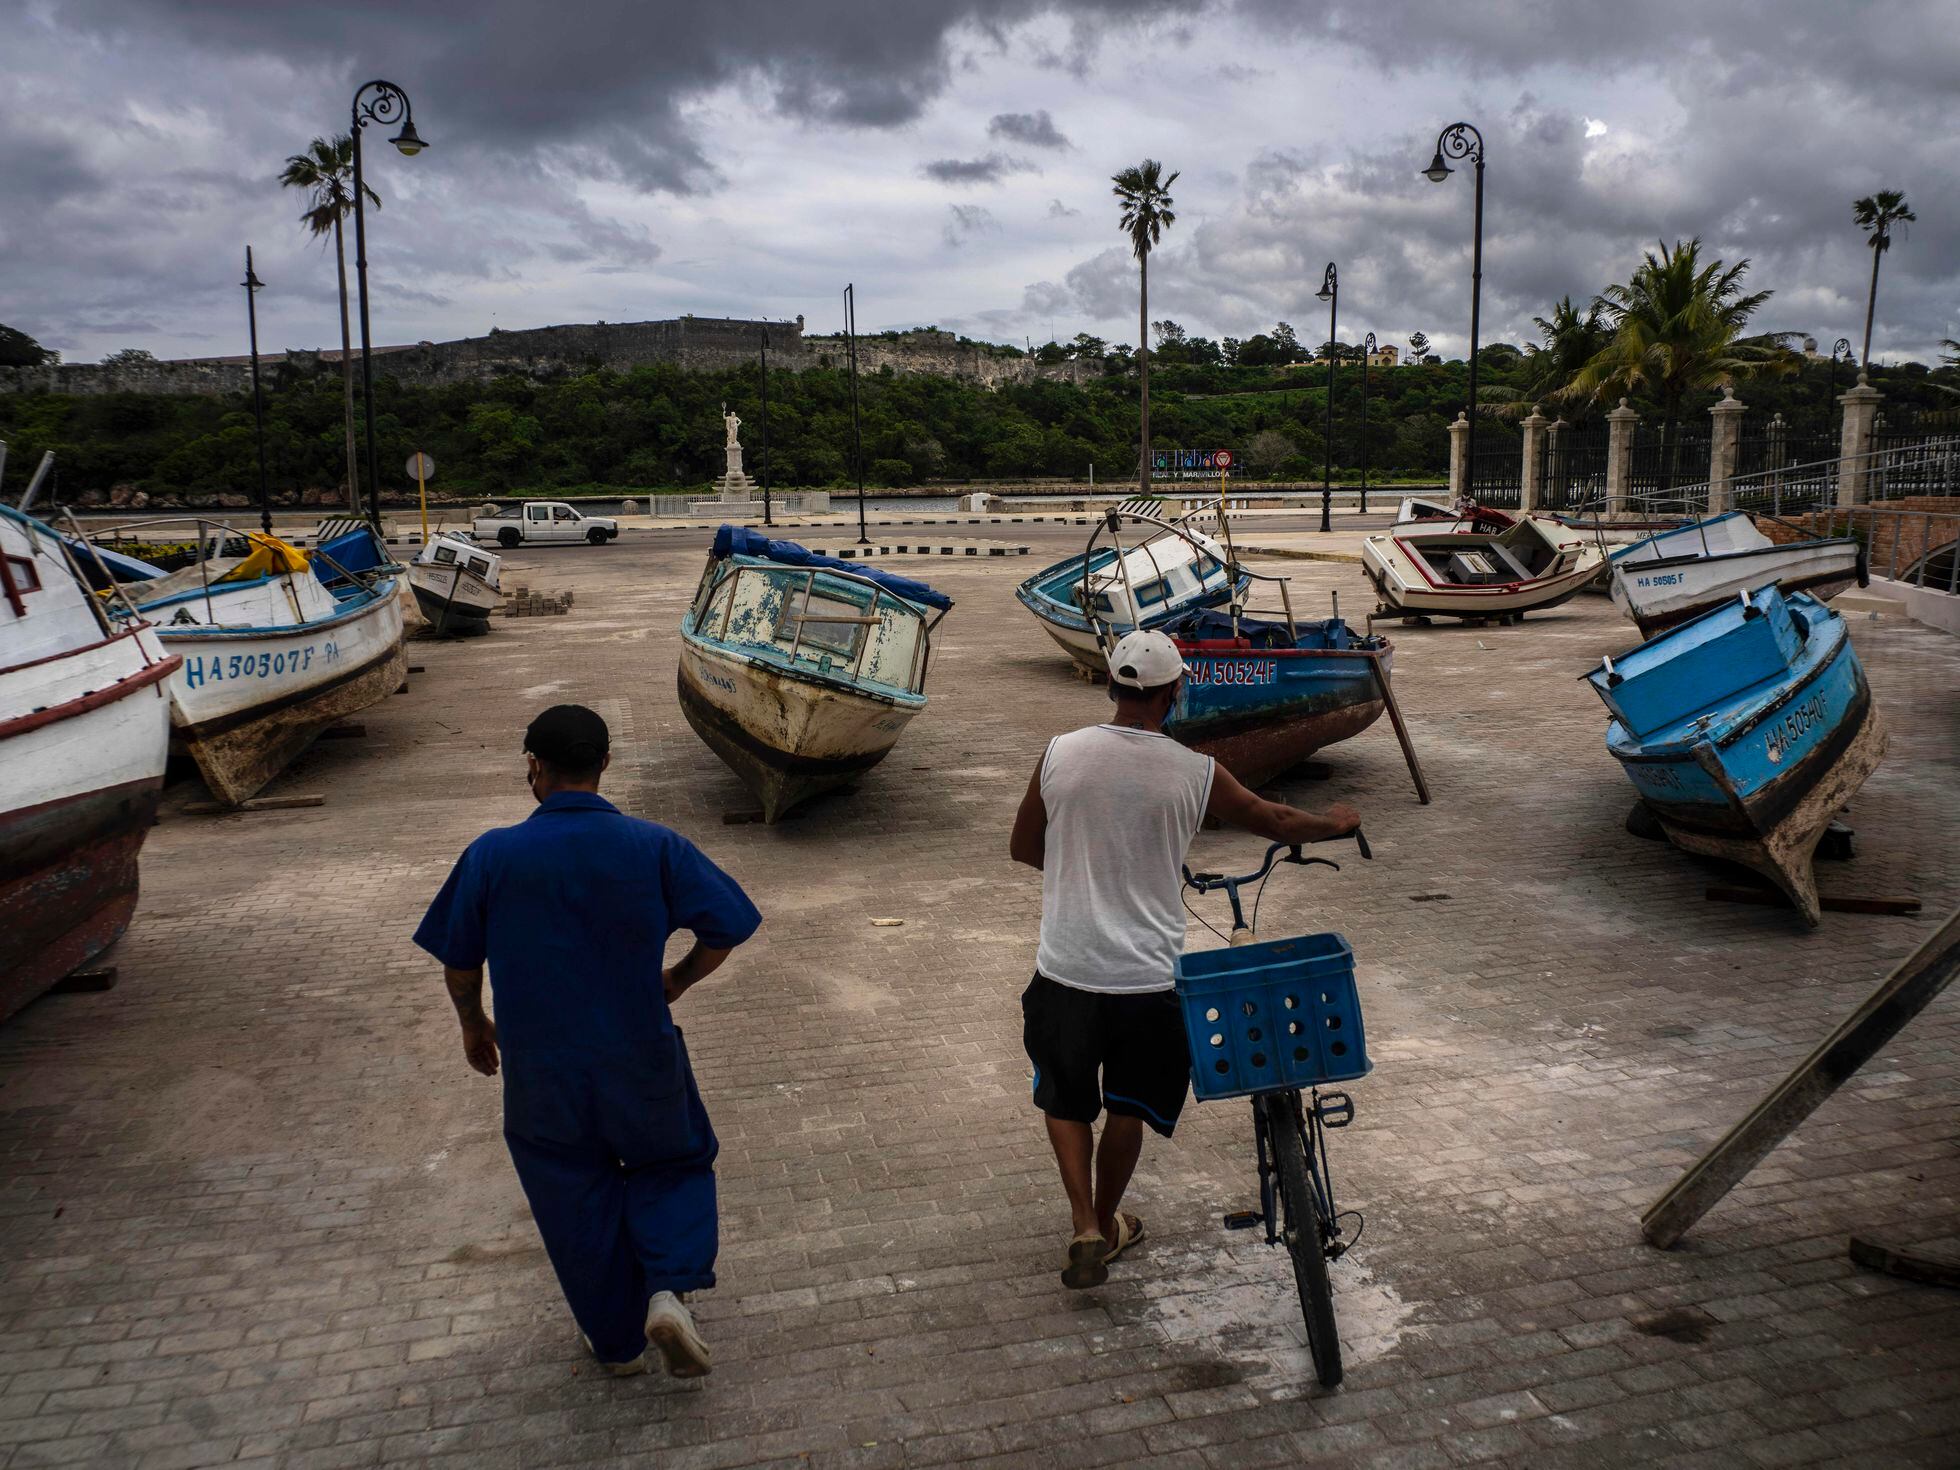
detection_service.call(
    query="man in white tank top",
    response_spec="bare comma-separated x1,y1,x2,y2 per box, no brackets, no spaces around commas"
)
1010,630,1360,1289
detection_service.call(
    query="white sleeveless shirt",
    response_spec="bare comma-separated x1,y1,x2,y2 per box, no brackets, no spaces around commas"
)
1034,724,1216,993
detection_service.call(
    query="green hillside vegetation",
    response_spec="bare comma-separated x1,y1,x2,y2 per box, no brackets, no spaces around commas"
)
3,336,1953,505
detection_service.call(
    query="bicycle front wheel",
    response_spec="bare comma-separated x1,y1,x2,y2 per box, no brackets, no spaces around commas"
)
1260,1091,1342,1387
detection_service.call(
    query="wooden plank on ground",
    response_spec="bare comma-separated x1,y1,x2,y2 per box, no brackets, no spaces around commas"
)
1705,884,1922,917
1641,906,1960,1249
1848,1235,1960,1289
184,795,327,815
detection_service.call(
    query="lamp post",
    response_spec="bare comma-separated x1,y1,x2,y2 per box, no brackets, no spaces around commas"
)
1825,336,1852,415
844,284,867,545
1315,262,1337,533
349,79,428,532
758,326,773,527
241,247,272,535
1423,121,1485,504
1358,331,1376,515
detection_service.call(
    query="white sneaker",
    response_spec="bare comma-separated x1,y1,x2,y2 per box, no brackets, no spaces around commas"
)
579,1330,648,1377
644,1291,711,1378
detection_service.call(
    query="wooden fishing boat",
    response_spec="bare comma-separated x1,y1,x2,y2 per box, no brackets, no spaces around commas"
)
117,523,406,806
1607,512,1866,636
1015,513,1249,675
1393,496,1516,533
1,504,178,1020
678,526,952,823
408,533,502,635
1163,609,1393,787
1361,512,1603,621
1582,585,1884,926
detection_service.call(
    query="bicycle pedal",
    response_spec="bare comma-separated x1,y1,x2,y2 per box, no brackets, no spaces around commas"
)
1222,1209,1264,1230
1315,1092,1355,1128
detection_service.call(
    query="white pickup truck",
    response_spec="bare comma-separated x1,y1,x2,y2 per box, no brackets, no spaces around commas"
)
472,501,620,548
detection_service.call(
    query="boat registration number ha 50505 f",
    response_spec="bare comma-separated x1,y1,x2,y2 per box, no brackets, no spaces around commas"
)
1186,659,1278,687
1764,691,1827,765
180,640,340,689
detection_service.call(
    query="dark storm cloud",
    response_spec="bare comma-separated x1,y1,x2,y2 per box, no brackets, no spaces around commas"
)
922,153,1034,185
988,110,1071,149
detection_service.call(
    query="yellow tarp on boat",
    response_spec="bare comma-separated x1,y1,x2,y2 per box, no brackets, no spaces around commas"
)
215,533,310,584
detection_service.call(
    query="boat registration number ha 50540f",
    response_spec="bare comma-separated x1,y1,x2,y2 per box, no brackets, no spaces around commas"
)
1186,659,1278,687
1764,691,1827,765
180,640,340,689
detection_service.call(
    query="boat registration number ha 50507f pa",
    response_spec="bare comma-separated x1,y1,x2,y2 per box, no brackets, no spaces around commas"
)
180,641,339,689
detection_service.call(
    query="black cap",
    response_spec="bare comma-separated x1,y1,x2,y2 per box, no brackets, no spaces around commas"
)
524,704,609,768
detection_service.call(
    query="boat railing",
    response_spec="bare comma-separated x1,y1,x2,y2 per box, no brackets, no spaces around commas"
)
82,514,395,624
1075,503,1297,652
706,558,946,694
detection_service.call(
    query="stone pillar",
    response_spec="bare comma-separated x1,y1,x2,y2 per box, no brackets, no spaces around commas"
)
1447,411,1469,500
1837,371,1882,506
1518,407,1548,512
1706,385,1745,513
1605,397,1640,514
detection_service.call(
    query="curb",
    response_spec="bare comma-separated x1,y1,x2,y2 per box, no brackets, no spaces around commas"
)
1239,544,1366,565
800,543,1031,559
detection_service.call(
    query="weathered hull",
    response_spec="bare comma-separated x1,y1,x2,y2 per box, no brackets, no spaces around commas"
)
162,581,407,805
676,637,921,822
1614,543,1866,637
1609,630,1883,926
408,564,497,637
0,781,160,1021
1030,615,1110,674
1361,527,1602,619
1167,646,1391,788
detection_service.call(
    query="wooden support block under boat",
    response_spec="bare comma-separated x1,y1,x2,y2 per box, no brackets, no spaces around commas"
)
51,967,118,994
1704,883,1921,917
1848,1235,1960,1289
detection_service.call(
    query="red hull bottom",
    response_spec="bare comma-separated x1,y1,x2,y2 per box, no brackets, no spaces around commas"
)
1176,699,1387,789
0,781,161,1023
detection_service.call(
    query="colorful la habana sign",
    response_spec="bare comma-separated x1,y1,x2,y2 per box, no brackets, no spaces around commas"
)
1151,448,1239,480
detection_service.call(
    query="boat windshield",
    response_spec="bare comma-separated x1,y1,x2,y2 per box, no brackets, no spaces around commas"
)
691,555,935,695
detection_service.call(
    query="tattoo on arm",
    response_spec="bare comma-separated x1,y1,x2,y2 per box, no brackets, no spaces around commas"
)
444,966,487,1024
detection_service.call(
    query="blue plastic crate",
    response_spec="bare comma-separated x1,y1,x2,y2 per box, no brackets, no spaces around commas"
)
1174,932,1371,1102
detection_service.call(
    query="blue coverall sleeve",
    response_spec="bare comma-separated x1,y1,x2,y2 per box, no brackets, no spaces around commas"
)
413,843,490,970
663,837,762,950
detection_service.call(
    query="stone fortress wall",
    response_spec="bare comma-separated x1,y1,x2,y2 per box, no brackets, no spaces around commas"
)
0,316,1097,396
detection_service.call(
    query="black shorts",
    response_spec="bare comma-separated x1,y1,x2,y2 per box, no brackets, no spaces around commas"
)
1021,973,1192,1137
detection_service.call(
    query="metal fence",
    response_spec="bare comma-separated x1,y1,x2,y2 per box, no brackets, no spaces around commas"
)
1868,430,1960,500
1626,423,1709,497
1468,437,1523,507
1538,424,1608,509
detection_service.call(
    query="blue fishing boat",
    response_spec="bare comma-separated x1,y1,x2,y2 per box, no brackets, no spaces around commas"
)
1582,585,1885,926
1015,515,1250,675
1163,609,1394,787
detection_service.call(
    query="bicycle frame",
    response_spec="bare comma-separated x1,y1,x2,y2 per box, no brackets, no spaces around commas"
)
1251,1088,1351,1254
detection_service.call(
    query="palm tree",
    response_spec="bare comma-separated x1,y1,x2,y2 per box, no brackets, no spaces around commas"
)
1483,296,1612,419
1112,159,1178,493
1565,238,1799,485
281,135,380,515
1852,190,1914,368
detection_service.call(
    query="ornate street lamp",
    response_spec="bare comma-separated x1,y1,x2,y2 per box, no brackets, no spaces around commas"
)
1825,336,1853,413
1423,121,1485,503
241,246,272,535
349,80,429,531
1358,331,1377,515
844,284,867,544
1315,262,1337,533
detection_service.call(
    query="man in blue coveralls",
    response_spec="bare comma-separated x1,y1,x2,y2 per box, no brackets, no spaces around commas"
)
414,705,761,1378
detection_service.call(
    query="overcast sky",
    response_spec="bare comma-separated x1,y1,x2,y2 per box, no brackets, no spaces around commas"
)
5,0,1956,368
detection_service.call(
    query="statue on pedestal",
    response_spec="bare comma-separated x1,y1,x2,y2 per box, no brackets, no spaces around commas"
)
721,402,745,479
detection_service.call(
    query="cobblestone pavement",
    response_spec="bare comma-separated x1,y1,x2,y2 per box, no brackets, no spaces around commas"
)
3,533,1956,1470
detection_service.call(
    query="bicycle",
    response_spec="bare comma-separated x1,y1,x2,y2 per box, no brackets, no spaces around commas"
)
1176,831,1373,1388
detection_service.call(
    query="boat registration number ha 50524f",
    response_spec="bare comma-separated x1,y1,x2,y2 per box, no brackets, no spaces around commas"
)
1764,691,1827,765
180,640,340,689
1186,659,1278,687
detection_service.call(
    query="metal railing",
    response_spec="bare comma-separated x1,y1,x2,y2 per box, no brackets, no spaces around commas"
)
1601,436,1960,519
81,514,395,626
1813,503,1960,596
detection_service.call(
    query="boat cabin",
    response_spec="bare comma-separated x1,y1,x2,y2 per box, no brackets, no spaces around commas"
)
1396,519,1580,586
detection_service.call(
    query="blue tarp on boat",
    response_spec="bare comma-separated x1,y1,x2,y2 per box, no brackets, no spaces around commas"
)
1165,608,1361,651
313,527,390,587
712,525,953,611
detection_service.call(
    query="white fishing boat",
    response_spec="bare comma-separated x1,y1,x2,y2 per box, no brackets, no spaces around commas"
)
1361,512,1603,621
1607,512,1866,637
1015,508,1250,675
112,522,407,806
678,526,952,823
1,501,178,1020
408,533,501,635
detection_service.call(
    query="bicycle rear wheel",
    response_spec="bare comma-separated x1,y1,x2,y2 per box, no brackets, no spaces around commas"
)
1260,1091,1342,1386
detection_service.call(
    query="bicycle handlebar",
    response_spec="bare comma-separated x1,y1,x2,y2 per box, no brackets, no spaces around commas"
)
1183,828,1372,894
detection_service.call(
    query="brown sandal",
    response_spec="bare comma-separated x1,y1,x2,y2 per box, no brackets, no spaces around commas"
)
1103,1213,1145,1265
1061,1232,1109,1289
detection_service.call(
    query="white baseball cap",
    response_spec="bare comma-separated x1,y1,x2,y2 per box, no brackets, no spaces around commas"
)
1107,629,1188,689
